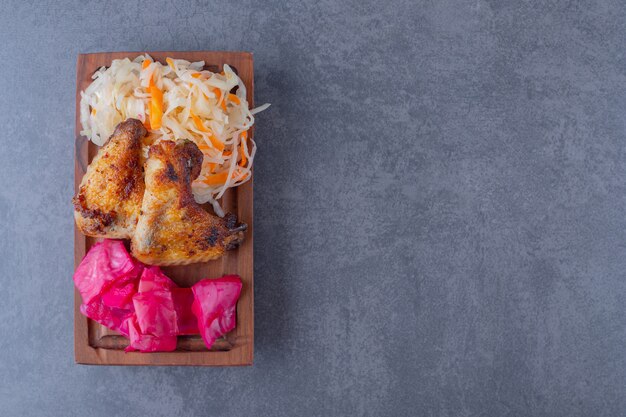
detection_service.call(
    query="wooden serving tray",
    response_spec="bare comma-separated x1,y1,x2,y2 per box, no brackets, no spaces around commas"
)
74,51,254,366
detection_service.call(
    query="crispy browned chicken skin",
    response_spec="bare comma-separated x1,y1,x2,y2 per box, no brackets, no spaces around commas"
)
131,139,247,265
73,119,147,238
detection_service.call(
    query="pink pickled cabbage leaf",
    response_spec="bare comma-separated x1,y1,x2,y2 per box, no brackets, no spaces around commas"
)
125,316,177,353
133,291,178,337
74,240,143,336
100,278,138,310
125,266,179,352
138,266,176,293
80,299,133,336
191,275,242,349
172,288,198,335
73,240,142,304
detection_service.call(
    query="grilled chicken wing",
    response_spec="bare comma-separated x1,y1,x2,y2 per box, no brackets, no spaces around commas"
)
131,140,246,266
73,119,147,238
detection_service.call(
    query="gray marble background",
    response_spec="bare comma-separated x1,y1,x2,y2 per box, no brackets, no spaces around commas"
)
1,0,625,416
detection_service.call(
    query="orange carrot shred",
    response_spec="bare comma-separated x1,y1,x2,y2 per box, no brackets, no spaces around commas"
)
190,110,225,151
213,88,227,111
228,94,240,105
202,171,229,186
208,134,225,151
190,110,208,132
142,59,151,69
149,85,163,129
239,141,247,167
213,88,221,101
166,57,175,70
191,73,202,79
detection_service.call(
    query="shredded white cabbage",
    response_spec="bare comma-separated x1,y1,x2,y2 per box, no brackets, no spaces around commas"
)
80,54,269,217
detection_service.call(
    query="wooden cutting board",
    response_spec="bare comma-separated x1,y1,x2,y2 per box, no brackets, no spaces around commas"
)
74,51,254,366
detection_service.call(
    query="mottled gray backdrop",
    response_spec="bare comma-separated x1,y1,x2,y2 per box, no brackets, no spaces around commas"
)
0,0,625,416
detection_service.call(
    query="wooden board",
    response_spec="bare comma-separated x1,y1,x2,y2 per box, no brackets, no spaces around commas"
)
74,51,254,366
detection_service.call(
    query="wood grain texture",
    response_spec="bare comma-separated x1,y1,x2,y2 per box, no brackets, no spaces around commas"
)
74,51,254,366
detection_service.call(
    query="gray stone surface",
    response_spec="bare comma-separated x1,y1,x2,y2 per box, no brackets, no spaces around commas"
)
0,0,625,415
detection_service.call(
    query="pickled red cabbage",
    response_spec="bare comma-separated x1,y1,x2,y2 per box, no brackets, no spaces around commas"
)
74,240,243,352
74,240,142,336
126,316,177,353
125,266,179,352
173,288,198,335
138,266,176,293
191,275,242,349
73,240,142,305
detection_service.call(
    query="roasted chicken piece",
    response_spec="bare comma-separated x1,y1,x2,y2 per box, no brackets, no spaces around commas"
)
131,140,246,265
73,119,147,238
